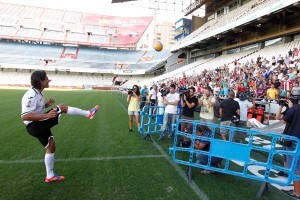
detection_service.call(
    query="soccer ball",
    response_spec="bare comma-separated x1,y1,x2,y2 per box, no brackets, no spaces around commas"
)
153,41,163,52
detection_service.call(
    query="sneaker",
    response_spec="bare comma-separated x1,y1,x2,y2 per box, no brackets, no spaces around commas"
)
45,175,65,183
282,189,300,199
88,105,99,119
128,129,133,133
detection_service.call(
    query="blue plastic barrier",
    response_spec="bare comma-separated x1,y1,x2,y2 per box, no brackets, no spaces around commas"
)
169,119,300,186
139,105,181,136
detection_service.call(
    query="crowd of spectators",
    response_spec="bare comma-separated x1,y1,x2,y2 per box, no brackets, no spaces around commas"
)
153,48,300,101
132,47,300,190
135,47,300,143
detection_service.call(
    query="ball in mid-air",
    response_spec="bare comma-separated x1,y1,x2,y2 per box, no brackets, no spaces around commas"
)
153,41,163,52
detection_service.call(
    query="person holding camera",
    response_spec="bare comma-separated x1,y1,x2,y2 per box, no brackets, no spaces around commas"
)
276,92,293,178
180,87,198,133
127,85,141,133
281,98,300,199
157,83,167,113
198,87,216,129
158,84,180,140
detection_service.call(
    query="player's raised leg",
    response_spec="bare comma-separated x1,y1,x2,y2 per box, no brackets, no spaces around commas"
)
54,104,99,119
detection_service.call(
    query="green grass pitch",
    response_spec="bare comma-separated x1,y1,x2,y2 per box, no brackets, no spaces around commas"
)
0,89,291,200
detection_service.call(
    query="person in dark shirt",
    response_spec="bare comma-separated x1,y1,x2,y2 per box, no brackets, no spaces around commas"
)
274,77,281,90
180,87,198,132
180,87,198,146
256,83,266,99
281,101,300,199
219,91,240,140
275,94,293,178
213,96,221,119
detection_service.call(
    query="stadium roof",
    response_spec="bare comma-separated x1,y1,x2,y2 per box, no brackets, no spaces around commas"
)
111,0,137,3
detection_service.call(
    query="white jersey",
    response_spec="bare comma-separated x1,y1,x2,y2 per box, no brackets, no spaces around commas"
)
157,92,164,106
21,88,46,125
164,92,179,114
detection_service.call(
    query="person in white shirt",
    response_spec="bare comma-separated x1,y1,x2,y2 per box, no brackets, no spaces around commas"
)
148,84,157,116
149,84,157,106
157,83,166,115
234,91,255,143
158,84,180,140
21,70,99,183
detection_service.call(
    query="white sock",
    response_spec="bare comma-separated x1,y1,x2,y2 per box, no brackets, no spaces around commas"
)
45,153,55,179
67,106,90,117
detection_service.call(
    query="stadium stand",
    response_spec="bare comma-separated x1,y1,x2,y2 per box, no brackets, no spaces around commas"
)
16,28,42,39
172,0,292,51
0,2,153,48
0,68,151,87
0,40,170,72
0,26,17,36
136,38,300,87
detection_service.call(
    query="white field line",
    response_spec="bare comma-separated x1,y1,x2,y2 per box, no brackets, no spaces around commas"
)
0,155,165,164
114,92,209,200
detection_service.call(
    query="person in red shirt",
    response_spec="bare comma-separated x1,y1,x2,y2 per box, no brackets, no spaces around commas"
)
237,82,247,92
282,75,293,91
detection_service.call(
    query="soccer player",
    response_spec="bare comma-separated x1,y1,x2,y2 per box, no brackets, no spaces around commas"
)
21,70,99,183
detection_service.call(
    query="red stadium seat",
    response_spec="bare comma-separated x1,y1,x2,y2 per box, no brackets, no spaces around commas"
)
247,108,255,119
256,108,264,123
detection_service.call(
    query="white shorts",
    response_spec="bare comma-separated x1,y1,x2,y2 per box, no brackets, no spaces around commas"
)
128,110,140,115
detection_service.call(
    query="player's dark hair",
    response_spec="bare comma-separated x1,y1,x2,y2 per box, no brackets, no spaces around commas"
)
31,70,47,89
